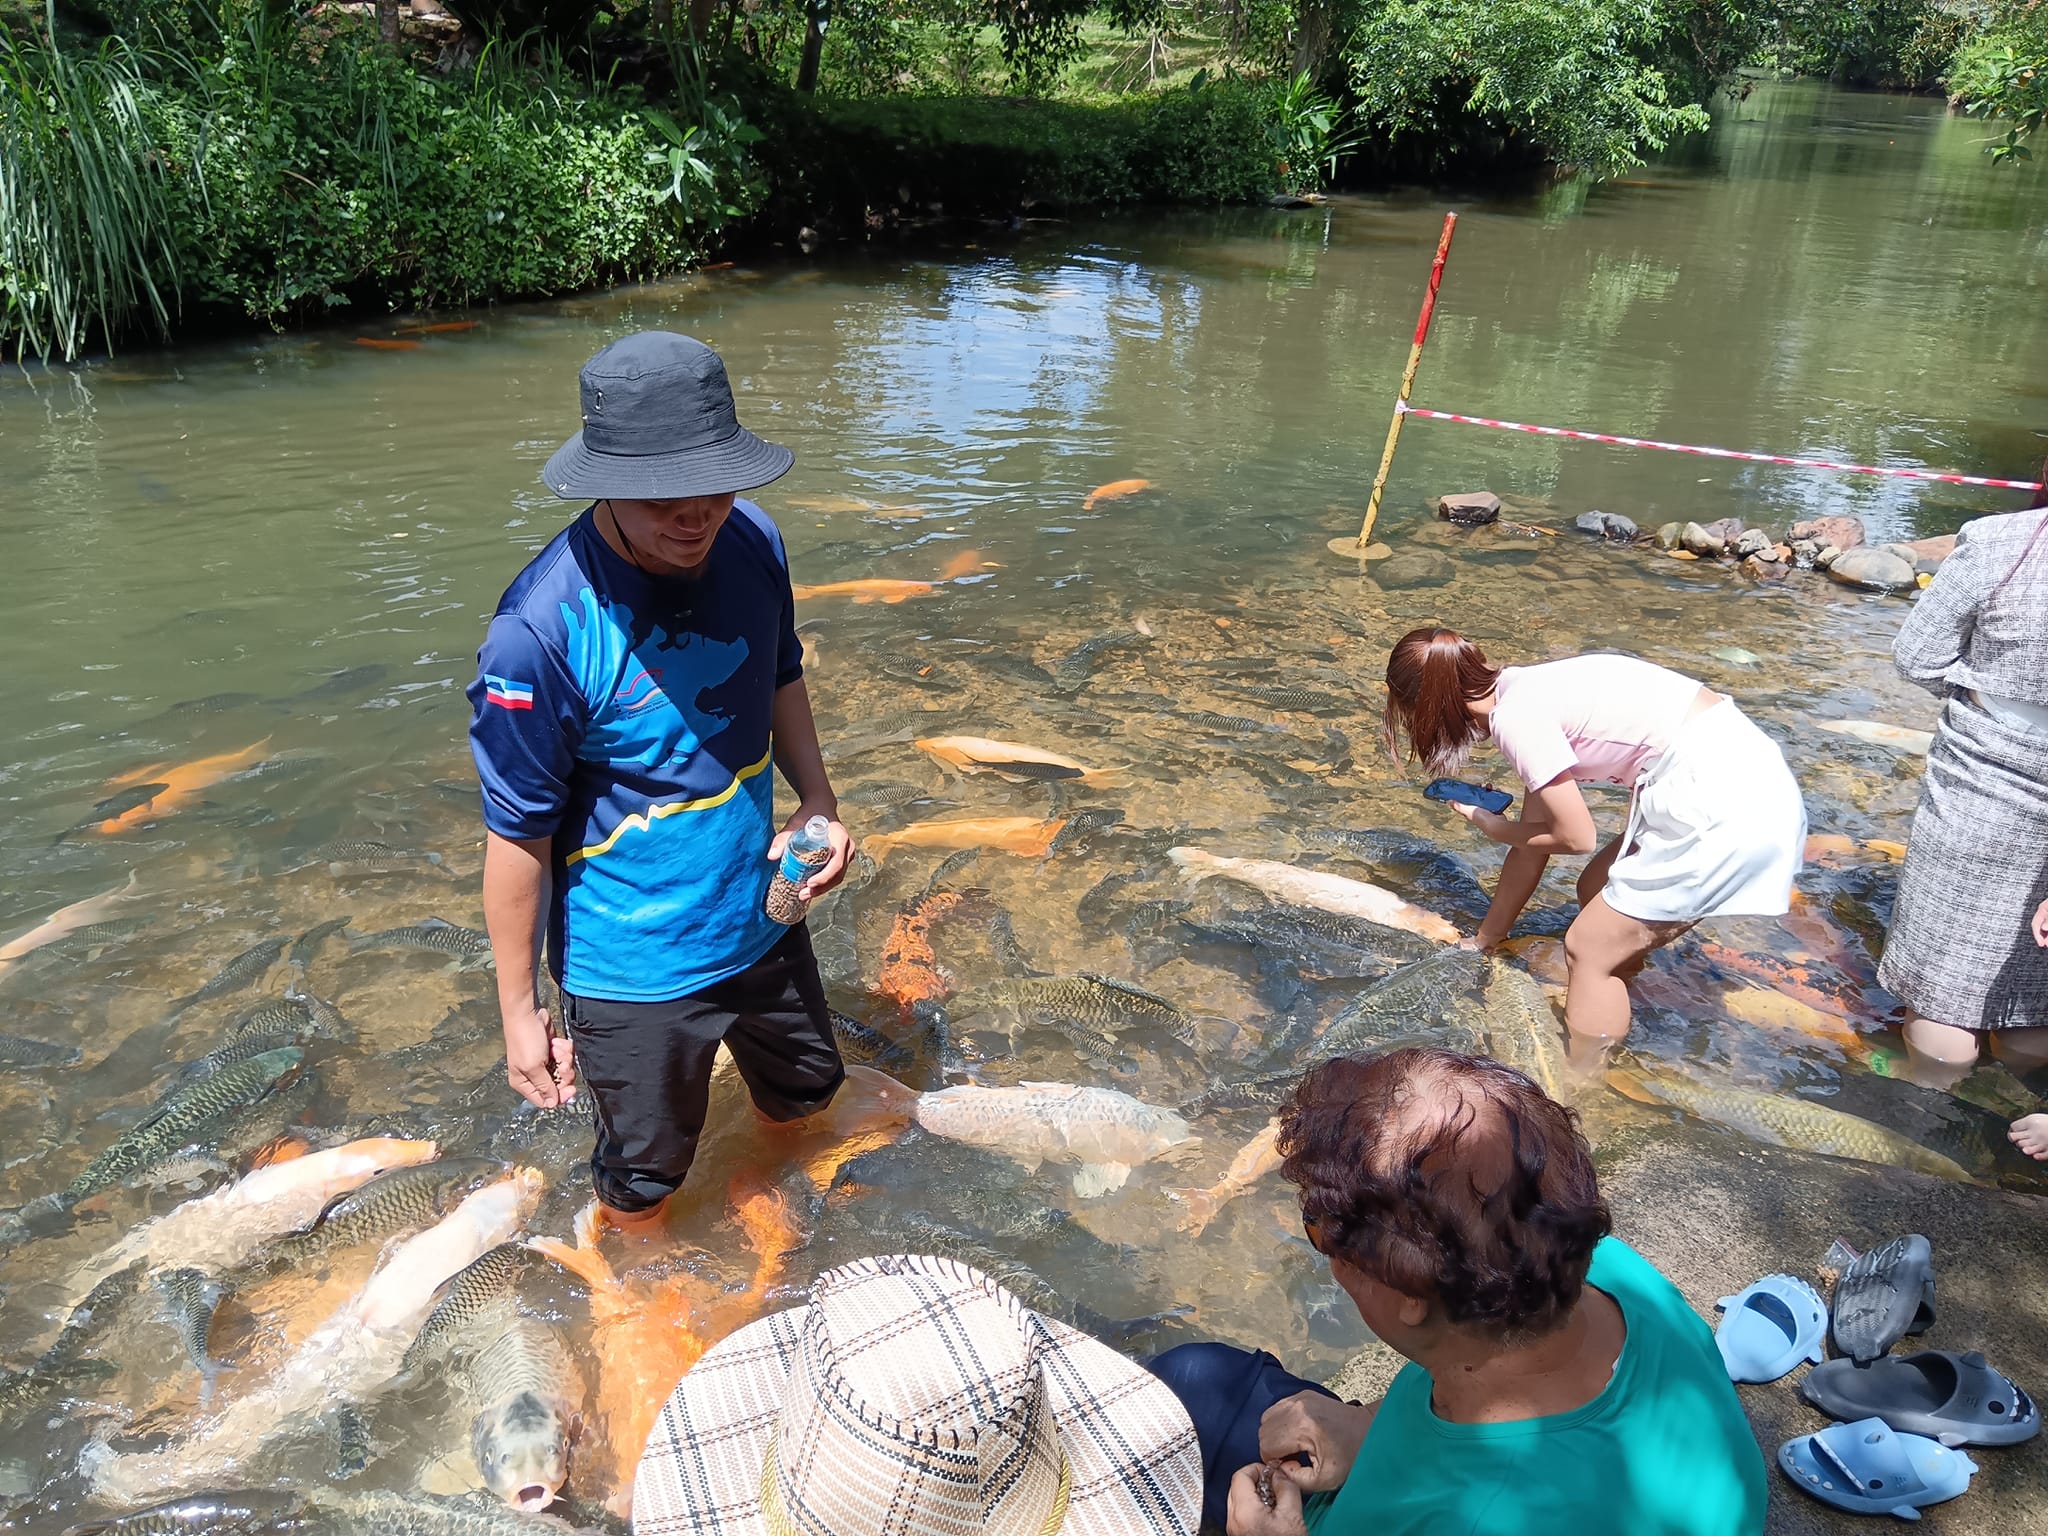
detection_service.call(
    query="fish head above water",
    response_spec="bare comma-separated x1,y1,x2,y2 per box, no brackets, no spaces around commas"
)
474,1389,570,1511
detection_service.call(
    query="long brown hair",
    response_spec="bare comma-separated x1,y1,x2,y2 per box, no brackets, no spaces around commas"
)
1384,626,1500,775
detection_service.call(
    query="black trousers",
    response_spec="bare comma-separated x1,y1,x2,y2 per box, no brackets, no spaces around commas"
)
1147,1342,1339,1534
560,924,845,1212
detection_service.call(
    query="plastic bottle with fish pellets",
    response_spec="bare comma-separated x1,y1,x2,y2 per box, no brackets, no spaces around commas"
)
766,815,832,924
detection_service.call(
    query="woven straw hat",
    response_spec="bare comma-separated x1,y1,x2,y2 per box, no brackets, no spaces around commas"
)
633,1253,1202,1536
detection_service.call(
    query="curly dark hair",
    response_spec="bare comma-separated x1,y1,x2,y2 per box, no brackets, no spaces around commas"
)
1279,1046,1611,1342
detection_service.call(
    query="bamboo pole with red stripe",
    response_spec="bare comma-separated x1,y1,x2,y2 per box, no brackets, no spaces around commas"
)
1331,211,1459,560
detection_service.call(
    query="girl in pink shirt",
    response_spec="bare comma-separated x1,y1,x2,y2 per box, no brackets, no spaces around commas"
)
1383,628,1807,1041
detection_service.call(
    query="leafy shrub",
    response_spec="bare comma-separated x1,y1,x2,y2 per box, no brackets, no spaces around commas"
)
1344,0,1712,177
1949,2,2048,160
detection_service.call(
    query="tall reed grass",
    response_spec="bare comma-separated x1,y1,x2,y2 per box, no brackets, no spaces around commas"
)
0,15,189,361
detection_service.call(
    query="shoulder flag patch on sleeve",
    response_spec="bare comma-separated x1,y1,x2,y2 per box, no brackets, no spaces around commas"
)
484,673,535,711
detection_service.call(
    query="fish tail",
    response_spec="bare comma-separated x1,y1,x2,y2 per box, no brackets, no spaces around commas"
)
1603,1068,1660,1106
1170,1186,1228,1237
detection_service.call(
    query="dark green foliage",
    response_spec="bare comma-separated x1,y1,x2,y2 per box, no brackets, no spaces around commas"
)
755,78,1280,228
1949,1,2048,160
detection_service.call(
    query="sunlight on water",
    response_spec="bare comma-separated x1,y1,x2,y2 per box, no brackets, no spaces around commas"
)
0,80,2042,1530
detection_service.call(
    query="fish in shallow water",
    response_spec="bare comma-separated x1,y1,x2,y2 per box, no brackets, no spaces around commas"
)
1697,942,1868,1020
288,916,354,968
790,578,935,604
972,974,1200,1050
403,1243,584,1512
530,1203,710,1517
863,814,1068,860
353,336,424,350
70,1136,438,1294
1173,1118,1282,1236
1180,710,1284,736
1046,805,1125,852
60,1488,309,1536
1606,1068,1972,1181
1186,904,1435,973
352,917,493,966
1052,631,1147,693
155,1267,229,1404
308,1487,582,1535
1169,848,1460,942
90,1169,545,1503
0,1031,82,1067
292,839,447,876
840,779,940,809
0,872,140,977
1817,719,1933,754
1082,478,1152,509
1479,963,1572,1103
915,734,1124,786
829,1007,914,1070
95,741,270,833
874,891,968,1014
248,1156,505,1274
1310,947,1488,1063
1223,684,1356,714
173,937,290,1010
914,1081,1199,1196
1720,987,1873,1060
55,1046,306,1210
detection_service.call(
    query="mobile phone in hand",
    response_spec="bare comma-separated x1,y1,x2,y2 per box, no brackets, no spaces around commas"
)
1424,778,1514,815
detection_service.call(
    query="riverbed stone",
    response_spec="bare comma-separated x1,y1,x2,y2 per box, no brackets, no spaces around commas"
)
1789,515,1866,551
1734,528,1775,559
1319,1121,2048,1534
1742,553,1788,580
1703,516,1747,544
1370,550,1457,590
1574,511,1638,541
1826,546,1918,591
1680,522,1726,557
1903,533,1957,569
1813,544,1844,571
1654,521,1685,550
1789,538,1822,569
1435,491,1501,527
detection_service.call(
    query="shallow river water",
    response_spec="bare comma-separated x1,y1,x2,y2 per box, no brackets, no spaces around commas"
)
1,79,2045,1530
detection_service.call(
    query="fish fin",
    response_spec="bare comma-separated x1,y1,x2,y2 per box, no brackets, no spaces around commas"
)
1080,768,1133,790
1072,1162,1130,1198
529,1233,615,1293
248,1134,312,1169
1603,1068,1659,1105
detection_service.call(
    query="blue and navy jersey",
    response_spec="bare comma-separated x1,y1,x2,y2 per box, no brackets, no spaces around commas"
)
466,502,801,1002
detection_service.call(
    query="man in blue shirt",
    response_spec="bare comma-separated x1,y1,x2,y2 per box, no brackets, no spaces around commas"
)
467,331,854,1229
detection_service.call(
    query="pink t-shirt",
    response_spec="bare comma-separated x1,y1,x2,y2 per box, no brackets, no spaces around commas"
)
1489,655,1701,791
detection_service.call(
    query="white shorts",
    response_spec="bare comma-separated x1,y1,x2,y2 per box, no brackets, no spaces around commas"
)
1605,700,1808,924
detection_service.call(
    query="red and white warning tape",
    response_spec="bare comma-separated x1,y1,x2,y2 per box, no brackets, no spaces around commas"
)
1398,404,2045,492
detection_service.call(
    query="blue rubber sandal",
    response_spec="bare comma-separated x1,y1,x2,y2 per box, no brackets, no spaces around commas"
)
1779,1416,1978,1520
1716,1273,1828,1383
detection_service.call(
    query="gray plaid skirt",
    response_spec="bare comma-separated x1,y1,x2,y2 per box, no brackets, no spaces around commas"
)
1878,693,2048,1030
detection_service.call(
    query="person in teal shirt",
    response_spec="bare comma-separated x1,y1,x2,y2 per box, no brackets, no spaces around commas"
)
1148,1046,1766,1536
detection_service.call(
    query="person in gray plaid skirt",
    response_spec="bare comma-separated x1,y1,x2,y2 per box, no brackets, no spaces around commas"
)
1878,506,2048,1158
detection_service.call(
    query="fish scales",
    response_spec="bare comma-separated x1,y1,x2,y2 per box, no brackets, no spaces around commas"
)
1613,1070,1973,1180
1046,806,1125,853
309,1489,581,1535
1181,1067,1305,1117
353,918,493,963
979,973,1199,1047
62,1047,306,1205
155,1267,228,1400
1225,684,1356,713
840,779,936,808
290,915,353,966
1076,872,1146,930
0,1032,82,1067
402,1242,531,1373
253,1157,502,1271
913,1081,1197,1196
1310,949,1487,1063
828,1008,910,1069
1180,711,1280,735
59,1490,309,1536
173,937,288,1009
1052,631,1146,693
1480,964,1571,1103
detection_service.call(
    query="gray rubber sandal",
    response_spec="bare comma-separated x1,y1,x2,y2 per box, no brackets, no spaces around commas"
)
1803,1351,2040,1448
1831,1234,1935,1366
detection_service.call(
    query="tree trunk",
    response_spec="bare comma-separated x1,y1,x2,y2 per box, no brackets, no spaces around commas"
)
794,0,825,90
650,0,672,36
377,0,400,47
686,0,718,41
1290,0,1331,81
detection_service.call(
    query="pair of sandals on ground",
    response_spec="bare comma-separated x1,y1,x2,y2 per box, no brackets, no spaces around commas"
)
1715,1234,2037,1519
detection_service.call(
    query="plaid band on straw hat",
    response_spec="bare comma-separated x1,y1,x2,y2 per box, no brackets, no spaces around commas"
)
634,1254,1202,1536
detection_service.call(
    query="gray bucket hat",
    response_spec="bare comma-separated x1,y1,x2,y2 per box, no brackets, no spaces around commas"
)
542,331,794,500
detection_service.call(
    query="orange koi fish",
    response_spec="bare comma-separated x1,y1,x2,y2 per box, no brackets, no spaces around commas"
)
352,337,424,351
940,549,998,579
0,871,138,975
1697,943,1868,1021
789,579,935,604
531,1206,707,1518
395,320,480,334
1083,478,1152,509
1720,987,1873,1060
863,815,1067,861
875,891,963,1013
98,740,271,833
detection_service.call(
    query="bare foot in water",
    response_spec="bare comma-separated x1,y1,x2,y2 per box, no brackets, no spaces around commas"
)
2010,1114,2048,1160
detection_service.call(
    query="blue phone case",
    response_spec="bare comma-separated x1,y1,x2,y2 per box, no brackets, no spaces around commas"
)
1424,778,1514,815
